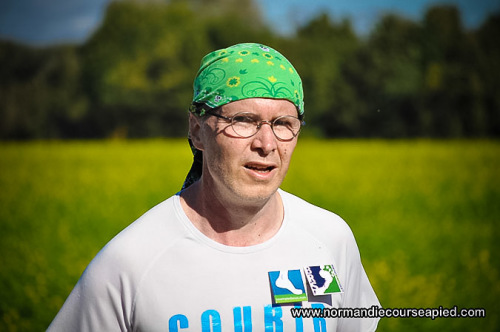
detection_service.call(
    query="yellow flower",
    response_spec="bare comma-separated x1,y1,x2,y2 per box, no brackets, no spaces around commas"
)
280,65,286,70
251,59,259,63
226,76,241,88
268,76,277,83
222,58,229,63
235,58,243,63
289,68,294,74
267,61,274,66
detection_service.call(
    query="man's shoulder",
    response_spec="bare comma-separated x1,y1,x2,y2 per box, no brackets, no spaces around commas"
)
280,189,354,240
112,194,181,243
280,189,345,221
84,194,184,278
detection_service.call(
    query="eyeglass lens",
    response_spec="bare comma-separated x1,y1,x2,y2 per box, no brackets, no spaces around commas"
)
230,113,301,140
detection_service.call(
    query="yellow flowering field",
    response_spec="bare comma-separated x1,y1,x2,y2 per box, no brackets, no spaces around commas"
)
0,139,498,331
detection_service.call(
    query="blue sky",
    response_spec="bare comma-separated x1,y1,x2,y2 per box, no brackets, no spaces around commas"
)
0,0,499,46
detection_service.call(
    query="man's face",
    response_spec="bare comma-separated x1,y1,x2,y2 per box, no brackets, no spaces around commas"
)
191,98,299,205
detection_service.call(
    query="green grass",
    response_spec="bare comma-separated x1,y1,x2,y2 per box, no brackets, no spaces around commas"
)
1,139,498,331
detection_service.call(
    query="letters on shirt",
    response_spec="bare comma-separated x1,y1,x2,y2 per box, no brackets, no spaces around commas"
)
167,264,341,331
167,304,327,332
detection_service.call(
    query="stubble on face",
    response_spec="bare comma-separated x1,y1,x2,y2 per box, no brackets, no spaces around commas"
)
200,98,299,206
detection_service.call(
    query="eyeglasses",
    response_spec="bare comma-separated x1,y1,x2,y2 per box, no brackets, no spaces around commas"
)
206,111,304,141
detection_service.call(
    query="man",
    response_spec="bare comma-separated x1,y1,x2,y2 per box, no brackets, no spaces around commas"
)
49,43,380,331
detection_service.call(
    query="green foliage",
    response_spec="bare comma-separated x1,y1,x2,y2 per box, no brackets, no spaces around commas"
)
0,1,499,139
0,42,87,139
79,1,209,137
419,6,484,137
474,14,500,136
0,139,498,331
78,0,274,138
83,1,205,105
291,14,360,137
335,14,423,137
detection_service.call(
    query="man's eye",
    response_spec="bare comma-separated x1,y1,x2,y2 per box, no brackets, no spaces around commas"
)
275,119,297,129
274,119,292,127
233,115,257,123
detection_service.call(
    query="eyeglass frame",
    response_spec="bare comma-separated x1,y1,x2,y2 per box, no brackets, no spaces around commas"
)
205,110,305,141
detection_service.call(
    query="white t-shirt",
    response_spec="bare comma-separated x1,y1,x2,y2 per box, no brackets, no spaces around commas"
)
49,190,380,331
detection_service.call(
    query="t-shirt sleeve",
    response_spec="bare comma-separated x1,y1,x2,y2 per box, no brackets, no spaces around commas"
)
337,226,381,332
47,247,135,331
47,198,176,331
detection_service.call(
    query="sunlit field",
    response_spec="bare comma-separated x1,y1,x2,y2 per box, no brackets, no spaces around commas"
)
1,139,498,331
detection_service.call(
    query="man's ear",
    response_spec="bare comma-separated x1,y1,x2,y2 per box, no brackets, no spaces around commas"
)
189,113,204,151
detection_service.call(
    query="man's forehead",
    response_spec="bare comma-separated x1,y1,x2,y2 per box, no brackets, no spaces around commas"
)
220,98,299,116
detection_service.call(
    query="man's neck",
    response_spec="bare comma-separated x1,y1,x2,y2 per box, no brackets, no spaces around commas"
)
179,181,284,247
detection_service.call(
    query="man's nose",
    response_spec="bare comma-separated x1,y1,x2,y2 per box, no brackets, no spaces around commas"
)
251,121,277,154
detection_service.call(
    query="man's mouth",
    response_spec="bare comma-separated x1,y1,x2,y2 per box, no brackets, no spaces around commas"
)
244,163,276,173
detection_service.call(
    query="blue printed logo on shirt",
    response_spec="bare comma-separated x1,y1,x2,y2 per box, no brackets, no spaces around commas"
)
268,270,308,304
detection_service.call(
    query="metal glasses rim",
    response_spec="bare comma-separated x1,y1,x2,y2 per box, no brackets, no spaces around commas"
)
205,111,303,141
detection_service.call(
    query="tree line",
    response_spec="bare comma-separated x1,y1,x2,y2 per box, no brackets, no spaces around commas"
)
1,0,499,139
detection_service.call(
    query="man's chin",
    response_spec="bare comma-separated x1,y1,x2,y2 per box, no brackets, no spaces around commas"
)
233,183,281,204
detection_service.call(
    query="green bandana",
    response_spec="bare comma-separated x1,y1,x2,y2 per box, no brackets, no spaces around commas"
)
190,43,304,116
183,43,304,190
